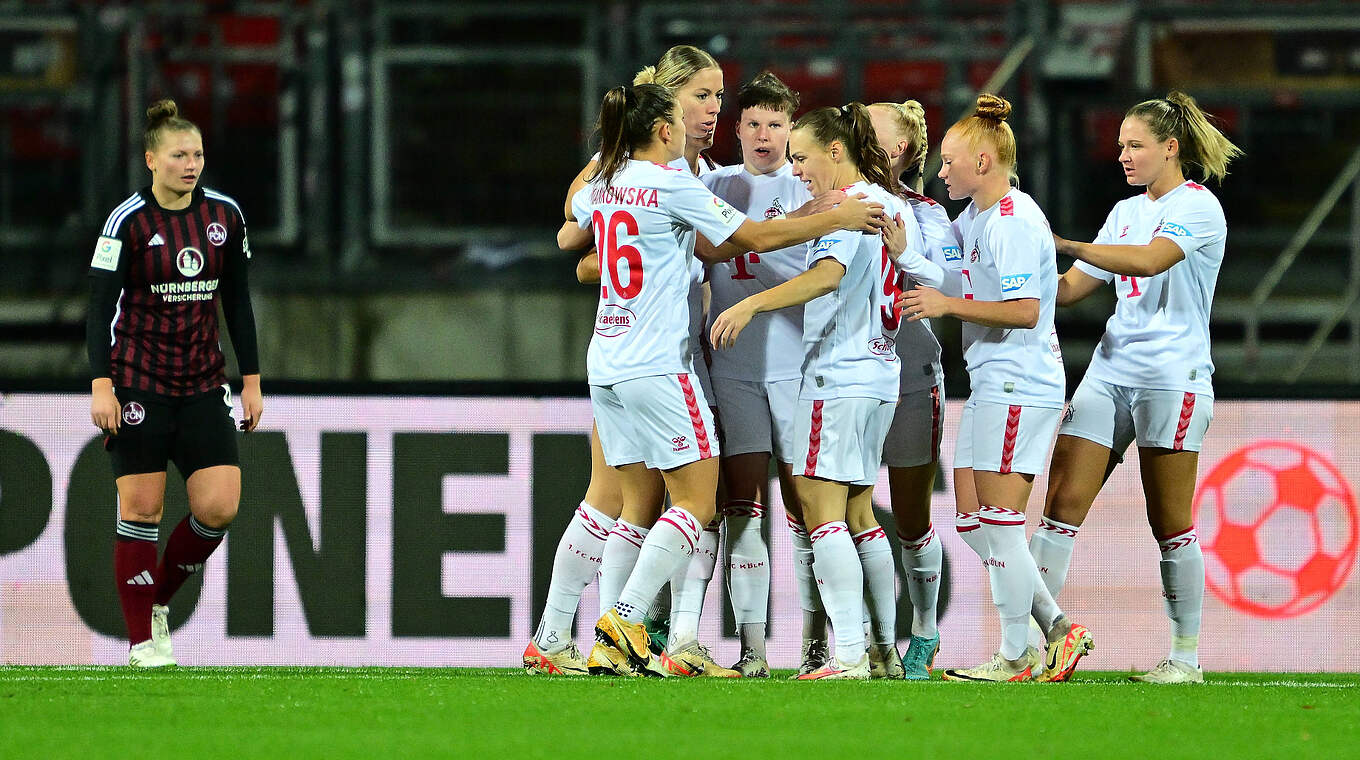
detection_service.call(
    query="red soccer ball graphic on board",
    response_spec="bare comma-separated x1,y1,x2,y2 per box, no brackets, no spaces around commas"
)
1194,441,1359,618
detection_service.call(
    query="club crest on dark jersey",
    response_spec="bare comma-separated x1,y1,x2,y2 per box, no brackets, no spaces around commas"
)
122,401,146,426
206,222,228,246
176,247,204,277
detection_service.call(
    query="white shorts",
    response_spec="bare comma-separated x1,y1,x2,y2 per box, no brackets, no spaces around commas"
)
711,376,801,462
590,373,720,470
954,398,1059,476
1059,376,1214,457
793,397,895,486
881,384,944,468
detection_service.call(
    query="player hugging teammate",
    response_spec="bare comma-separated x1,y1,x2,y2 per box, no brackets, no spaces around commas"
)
530,41,1235,683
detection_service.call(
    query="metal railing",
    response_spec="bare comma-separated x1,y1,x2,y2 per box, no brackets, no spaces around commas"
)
1244,143,1360,381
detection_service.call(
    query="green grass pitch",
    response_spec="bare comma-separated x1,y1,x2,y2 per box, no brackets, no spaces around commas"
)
2,667,1355,759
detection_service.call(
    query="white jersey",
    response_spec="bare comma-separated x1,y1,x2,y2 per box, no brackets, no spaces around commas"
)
1075,180,1226,396
892,189,958,394
800,180,902,404
702,163,810,382
669,155,719,374
954,189,1065,408
573,159,748,385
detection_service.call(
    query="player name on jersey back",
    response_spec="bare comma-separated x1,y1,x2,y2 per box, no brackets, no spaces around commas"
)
573,159,747,386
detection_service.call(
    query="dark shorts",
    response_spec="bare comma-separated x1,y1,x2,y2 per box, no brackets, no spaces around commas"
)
105,385,240,479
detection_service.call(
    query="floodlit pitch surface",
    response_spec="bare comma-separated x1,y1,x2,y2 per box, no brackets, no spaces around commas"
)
1,667,1355,758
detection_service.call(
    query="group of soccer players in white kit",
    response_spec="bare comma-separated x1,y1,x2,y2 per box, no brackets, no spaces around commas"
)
524,43,1241,683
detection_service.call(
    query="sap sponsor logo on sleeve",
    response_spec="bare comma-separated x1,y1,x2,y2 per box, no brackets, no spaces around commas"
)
942,245,964,263
810,238,840,257
91,236,122,271
1000,273,1033,293
1155,221,1191,237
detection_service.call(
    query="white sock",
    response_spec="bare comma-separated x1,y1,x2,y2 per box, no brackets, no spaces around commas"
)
810,521,866,665
724,500,770,640
955,511,989,564
615,508,702,624
598,519,647,617
669,516,720,646
648,586,671,626
787,513,827,642
899,525,942,639
1030,516,1079,600
534,502,615,651
854,526,896,646
1159,527,1204,668
980,506,1038,661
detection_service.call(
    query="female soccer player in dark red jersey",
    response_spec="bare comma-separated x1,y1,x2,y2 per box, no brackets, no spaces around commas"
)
85,99,261,667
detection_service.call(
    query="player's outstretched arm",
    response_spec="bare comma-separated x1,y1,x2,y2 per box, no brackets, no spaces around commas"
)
785,189,848,219
710,258,845,349
898,287,1039,329
1055,235,1184,278
1057,267,1105,306
702,195,885,264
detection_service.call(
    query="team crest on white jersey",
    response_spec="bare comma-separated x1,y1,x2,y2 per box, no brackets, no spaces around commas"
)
595,304,636,337
206,222,228,246
764,197,786,219
176,247,204,277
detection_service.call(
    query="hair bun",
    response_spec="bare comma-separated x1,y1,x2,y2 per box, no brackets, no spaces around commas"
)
900,99,925,119
973,93,1012,122
632,66,657,86
146,98,179,125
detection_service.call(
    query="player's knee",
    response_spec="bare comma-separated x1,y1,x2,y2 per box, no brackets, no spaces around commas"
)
1044,480,1092,527
120,504,164,524
193,500,238,530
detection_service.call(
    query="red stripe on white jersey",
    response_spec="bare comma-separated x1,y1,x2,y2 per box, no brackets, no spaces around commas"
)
999,405,1022,474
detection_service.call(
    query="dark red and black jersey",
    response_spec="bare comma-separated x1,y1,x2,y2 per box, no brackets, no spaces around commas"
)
86,185,259,396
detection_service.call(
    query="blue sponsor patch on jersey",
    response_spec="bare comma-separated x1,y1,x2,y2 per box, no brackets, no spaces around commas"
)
942,245,963,263
1157,221,1191,237
1000,273,1033,293
811,238,841,257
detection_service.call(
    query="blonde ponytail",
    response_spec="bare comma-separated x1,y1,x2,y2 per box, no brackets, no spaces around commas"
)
1127,91,1242,183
